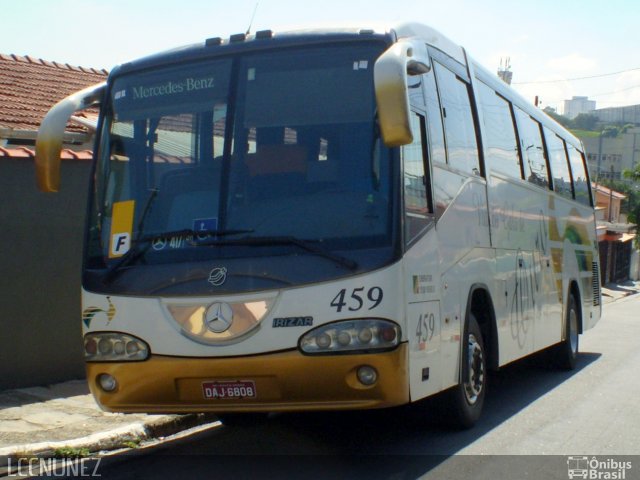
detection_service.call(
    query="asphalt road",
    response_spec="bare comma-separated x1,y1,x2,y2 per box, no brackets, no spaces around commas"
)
89,294,640,480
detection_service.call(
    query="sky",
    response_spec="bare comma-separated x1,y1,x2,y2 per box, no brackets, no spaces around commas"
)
3,0,640,113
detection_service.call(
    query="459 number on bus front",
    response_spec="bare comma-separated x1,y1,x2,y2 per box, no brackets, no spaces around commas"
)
330,287,383,313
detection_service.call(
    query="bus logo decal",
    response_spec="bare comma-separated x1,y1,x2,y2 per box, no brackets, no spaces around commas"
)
204,302,234,333
273,317,313,328
208,267,227,286
82,297,116,328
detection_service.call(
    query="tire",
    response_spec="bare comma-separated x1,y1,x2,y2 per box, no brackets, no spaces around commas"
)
553,295,579,370
448,313,487,429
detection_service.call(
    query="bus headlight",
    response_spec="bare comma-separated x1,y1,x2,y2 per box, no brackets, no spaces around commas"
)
84,333,149,361
298,319,401,354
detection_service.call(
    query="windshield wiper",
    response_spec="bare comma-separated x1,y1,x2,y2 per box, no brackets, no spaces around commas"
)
195,235,358,271
102,227,254,284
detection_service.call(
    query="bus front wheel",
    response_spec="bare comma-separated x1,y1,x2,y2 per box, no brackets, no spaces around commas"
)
449,313,486,429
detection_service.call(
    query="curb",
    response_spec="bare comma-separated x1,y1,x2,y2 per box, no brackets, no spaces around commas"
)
0,413,215,469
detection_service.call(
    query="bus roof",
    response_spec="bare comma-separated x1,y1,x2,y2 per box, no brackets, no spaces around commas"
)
107,22,581,150
110,27,395,77
110,22,467,76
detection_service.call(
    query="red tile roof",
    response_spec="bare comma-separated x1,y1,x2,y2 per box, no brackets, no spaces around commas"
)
0,146,93,161
0,53,107,134
592,182,627,200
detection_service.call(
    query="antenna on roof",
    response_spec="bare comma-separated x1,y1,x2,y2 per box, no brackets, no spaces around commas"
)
246,2,260,36
497,56,513,85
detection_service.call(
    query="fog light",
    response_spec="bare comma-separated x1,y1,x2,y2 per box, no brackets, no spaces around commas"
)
357,365,378,386
98,373,118,392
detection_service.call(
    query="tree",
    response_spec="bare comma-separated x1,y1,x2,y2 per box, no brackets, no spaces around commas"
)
543,107,571,128
571,113,598,131
601,125,620,138
623,163,640,183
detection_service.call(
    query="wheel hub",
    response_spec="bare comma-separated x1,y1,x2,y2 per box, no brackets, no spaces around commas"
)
464,333,485,405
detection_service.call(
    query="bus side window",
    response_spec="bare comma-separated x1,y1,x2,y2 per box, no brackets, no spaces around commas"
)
567,144,593,207
433,61,480,176
514,107,550,189
477,81,522,179
544,127,573,201
403,112,432,244
423,70,447,165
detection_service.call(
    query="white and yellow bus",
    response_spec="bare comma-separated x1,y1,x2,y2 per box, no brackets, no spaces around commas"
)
36,23,601,427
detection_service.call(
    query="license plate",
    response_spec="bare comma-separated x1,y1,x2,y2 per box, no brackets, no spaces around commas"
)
202,380,256,400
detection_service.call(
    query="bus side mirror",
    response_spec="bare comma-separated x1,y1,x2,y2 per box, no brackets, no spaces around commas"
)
374,40,430,148
35,82,106,192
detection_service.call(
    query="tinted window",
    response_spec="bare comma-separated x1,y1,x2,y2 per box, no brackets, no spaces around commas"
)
567,144,592,206
514,108,549,188
88,44,396,296
423,70,446,165
477,81,522,179
434,62,479,175
544,127,572,200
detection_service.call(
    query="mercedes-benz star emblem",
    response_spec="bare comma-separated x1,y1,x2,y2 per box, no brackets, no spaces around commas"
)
152,237,167,251
208,267,227,286
204,302,234,333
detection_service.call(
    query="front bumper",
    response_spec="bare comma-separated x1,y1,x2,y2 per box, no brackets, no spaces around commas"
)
86,344,409,413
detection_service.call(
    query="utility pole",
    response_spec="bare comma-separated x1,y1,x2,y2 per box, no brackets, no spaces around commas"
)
609,165,614,222
597,131,604,182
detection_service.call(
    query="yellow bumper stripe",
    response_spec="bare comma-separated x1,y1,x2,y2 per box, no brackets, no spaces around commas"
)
87,345,409,413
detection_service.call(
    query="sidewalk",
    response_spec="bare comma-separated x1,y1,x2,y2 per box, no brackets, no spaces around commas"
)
601,280,640,304
0,380,218,469
1,281,638,470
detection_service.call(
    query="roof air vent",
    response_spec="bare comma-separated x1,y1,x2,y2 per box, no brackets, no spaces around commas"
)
205,37,222,47
255,29,273,39
230,33,247,43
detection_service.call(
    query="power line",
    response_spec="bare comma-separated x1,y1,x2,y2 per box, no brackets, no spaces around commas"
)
513,66,640,85
591,83,640,98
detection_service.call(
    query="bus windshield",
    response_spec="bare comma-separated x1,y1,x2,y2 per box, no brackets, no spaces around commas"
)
85,43,396,294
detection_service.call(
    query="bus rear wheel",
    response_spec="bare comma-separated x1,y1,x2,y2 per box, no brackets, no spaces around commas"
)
449,313,486,429
552,294,579,370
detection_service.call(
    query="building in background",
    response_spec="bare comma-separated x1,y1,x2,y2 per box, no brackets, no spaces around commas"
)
0,53,106,390
580,127,640,181
562,96,596,119
0,53,106,151
594,104,640,125
592,183,636,284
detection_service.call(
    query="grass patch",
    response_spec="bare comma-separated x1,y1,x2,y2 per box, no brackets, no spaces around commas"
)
53,446,91,459
570,129,600,138
122,439,141,449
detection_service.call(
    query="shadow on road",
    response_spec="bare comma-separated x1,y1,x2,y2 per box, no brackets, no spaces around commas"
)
97,351,602,480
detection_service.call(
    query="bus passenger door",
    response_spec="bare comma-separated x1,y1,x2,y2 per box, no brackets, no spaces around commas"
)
401,95,442,400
